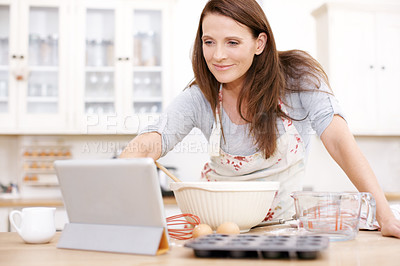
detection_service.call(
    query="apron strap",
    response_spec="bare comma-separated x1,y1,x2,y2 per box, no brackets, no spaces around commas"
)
208,84,223,157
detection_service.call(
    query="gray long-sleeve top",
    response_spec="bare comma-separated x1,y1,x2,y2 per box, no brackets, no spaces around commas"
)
140,82,345,158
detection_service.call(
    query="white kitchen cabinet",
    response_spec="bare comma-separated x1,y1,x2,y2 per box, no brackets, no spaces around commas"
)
0,0,71,133
0,207,8,232
0,0,173,134
0,1,18,130
0,2,13,128
73,0,172,134
312,3,400,135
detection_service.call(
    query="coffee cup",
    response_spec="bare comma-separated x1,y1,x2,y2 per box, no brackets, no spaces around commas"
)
9,207,56,244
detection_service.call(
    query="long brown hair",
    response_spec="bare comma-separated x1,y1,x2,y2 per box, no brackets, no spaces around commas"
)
191,0,330,158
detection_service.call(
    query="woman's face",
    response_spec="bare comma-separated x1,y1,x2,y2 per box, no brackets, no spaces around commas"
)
201,13,266,90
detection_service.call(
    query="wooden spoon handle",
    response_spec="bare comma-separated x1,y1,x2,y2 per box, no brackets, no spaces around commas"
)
155,161,181,182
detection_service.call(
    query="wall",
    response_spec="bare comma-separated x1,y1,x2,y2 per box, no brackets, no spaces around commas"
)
305,136,400,192
0,136,18,186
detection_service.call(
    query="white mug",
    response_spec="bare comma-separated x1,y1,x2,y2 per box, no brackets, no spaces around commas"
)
9,207,56,244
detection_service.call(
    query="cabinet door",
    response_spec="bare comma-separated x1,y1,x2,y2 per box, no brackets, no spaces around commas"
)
121,0,172,134
15,0,69,132
131,8,163,115
0,1,17,130
76,0,171,134
376,12,400,133
74,1,117,133
329,10,378,134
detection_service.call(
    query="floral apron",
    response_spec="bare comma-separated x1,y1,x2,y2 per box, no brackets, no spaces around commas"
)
201,86,305,220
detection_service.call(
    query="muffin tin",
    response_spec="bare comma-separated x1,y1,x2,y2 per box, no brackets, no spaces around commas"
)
184,234,329,260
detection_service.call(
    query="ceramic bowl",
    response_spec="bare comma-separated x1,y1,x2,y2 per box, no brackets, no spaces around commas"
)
169,181,279,232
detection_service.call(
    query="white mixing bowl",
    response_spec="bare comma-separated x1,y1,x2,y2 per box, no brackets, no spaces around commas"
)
169,181,279,232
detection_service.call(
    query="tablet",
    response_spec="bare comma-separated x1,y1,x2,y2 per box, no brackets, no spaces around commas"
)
54,158,169,255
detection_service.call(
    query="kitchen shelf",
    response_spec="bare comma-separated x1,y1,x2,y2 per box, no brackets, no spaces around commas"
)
20,142,72,191
22,180,59,187
22,156,70,161
26,97,58,103
85,66,115,72
133,66,163,72
23,169,56,174
133,97,162,102
84,97,114,103
28,66,59,72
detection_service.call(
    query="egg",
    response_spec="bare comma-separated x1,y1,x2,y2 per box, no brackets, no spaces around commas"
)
192,224,213,238
216,222,240,235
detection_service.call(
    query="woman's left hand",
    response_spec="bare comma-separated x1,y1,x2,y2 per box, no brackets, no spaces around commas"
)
380,217,400,239
321,116,400,239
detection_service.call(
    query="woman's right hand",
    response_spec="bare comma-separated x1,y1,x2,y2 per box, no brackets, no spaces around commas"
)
119,132,162,160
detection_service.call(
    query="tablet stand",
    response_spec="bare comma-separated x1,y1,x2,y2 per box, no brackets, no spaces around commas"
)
57,223,169,255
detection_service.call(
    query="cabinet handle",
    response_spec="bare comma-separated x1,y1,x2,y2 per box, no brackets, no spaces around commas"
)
12,55,24,60
369,65,374,69
381,66,385,70
117,57,123,61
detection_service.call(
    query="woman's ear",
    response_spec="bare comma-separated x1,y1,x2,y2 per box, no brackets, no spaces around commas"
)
255,32,267,55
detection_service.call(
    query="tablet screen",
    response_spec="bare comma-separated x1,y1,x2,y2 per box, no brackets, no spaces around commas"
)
55,158,166,228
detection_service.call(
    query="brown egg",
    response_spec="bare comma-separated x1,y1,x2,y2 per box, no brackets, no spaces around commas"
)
216,222,240,235
192,224,213,239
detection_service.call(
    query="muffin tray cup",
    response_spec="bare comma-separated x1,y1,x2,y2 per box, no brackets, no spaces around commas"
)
184,234,329,260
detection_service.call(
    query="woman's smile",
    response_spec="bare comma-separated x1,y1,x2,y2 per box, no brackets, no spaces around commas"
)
213,63,234,71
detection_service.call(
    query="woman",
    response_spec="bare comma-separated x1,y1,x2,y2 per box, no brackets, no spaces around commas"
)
120,0,400,238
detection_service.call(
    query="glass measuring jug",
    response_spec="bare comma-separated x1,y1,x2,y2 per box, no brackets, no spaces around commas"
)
291,192,376,241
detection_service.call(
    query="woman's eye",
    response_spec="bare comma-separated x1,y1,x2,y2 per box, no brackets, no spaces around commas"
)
203,40,214,45
228,41,239,46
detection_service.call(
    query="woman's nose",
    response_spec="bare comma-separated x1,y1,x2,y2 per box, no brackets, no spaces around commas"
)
213,44,227,61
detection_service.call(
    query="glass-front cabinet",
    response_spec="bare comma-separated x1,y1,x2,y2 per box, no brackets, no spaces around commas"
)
76,0,171,134
84,8,115,116
0,0,172,134
0,1,14,129
132,9,163,115
27,6,60,115
0,0,69,132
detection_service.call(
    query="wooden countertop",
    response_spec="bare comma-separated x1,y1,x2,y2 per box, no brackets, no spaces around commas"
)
0,196,177,208
0,227,399,265
0,198,64,208
384,192,400,202
1,192,399,209
1,192,398,208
